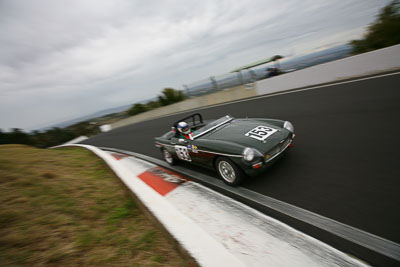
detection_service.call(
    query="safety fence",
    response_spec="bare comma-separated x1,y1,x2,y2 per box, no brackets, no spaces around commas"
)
183,68,267,97
181,44,353,97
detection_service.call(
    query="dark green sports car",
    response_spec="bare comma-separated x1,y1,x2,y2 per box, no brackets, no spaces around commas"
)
154,113,294,186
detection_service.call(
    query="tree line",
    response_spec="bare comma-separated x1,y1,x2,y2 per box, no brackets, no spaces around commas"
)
0,121,100,148
127,88,185,116
0,88,185,148
350,0,400,54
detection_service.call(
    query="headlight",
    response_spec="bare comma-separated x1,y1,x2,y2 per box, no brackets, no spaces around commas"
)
283,121,294,133
243,147,255,161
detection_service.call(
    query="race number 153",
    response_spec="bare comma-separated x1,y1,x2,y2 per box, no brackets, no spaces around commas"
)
245,126,278,141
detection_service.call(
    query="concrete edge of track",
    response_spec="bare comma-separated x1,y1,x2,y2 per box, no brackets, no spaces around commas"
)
54,144,237,266
98,146,400,266
54,144,372,266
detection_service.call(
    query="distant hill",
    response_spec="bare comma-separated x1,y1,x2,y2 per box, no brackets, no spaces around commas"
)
46,104,133,129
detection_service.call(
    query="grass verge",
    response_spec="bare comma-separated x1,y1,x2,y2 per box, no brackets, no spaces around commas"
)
0,144,191,266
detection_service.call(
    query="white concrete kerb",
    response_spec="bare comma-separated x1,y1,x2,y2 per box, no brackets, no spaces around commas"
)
58,144,244,267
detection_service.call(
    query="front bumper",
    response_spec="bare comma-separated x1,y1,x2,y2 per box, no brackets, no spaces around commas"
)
241,137,293,177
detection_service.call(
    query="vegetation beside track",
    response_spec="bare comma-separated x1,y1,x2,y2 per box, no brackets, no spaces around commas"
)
0,145,190,266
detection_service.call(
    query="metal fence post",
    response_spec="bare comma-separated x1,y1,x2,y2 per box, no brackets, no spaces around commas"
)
183,84,190,97
237,71,244,85
210,76,218,92
249,69,257,83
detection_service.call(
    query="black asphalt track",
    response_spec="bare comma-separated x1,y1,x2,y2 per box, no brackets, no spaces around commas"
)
82,73,400,246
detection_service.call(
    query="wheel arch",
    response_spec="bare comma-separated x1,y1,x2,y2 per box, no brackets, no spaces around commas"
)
214,156,245,186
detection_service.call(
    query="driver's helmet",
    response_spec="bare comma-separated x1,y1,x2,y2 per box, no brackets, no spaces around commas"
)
177,121,191,134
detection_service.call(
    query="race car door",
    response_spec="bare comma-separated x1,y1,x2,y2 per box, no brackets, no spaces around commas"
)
170,137,201,164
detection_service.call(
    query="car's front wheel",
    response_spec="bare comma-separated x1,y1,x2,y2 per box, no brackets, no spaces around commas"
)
215,157,244,186
163,148,175,165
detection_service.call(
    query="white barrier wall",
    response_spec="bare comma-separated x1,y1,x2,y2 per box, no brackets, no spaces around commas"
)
100,124,112,132
111,85,256,129
256,44,400,95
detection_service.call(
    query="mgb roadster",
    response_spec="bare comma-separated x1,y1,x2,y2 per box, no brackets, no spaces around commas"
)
155,113,294,186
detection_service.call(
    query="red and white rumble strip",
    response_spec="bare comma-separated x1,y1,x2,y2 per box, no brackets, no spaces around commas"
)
59,145,368,267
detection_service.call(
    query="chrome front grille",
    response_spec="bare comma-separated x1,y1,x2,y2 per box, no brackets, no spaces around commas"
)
265,145,280,160
265,137,291,162
281,137,291,149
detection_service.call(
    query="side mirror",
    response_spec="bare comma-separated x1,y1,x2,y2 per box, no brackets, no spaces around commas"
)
178,139,188,144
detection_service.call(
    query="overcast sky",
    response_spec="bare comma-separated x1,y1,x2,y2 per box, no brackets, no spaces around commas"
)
0,0,390,131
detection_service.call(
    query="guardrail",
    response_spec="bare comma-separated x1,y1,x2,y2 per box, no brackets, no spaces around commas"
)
184,69,262,97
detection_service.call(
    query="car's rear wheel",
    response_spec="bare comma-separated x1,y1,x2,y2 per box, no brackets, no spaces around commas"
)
215,157,244,186
163,148,175,165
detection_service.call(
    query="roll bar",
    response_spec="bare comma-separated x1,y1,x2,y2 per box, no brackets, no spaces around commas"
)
173,113,203,128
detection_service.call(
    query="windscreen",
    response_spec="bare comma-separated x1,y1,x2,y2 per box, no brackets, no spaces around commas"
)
193,115,233,139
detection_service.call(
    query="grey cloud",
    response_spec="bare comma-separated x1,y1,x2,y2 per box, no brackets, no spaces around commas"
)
0,0,391,131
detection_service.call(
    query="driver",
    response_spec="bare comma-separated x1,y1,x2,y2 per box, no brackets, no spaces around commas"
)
177,121,193,140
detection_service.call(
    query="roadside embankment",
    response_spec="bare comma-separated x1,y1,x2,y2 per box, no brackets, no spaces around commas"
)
0,144,191,266
111,84,256,129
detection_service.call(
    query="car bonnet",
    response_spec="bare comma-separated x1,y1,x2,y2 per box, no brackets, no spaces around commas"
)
203,119,290,153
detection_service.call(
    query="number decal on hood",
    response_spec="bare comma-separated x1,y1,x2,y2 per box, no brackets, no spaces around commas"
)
245,126,278,141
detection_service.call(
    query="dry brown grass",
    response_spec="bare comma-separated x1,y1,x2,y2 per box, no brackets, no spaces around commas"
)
0,145,191,266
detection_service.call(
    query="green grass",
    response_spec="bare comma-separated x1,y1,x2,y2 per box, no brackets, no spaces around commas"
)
0,144,190,266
